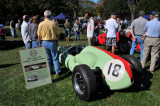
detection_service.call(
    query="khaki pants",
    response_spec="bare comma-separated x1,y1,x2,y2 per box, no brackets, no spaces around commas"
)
142,37,160,71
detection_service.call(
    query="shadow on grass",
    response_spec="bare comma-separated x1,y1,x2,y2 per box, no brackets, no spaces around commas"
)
52,68,72,83
92,85,114,101
0,63,19,68
0,40,24,50
92,70,153,101
155,64,160,72
143,63,160,72
119,71,152,93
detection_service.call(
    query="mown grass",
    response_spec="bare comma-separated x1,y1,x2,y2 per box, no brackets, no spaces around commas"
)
0,27,160,105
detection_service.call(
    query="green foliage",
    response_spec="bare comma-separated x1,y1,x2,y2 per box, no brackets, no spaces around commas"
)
136,0,160,15
0,0,97,24
100,0,130,19
0,0,72,21
79,0,96,16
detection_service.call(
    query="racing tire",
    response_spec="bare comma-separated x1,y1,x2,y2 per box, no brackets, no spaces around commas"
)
72,64,97,101
122,55,143,78
118,40,131,53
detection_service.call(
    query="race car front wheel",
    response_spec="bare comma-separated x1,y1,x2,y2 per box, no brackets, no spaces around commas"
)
122,55,143,78
72,64,97,101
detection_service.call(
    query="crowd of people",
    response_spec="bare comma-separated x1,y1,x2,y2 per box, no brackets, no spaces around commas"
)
82,11,159,74
9,9,159,75
21,10,61,77
63,13,101,46
103,11,160,73
127,11,160,73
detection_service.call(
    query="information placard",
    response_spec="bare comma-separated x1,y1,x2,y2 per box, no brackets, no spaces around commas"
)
19,47,52,89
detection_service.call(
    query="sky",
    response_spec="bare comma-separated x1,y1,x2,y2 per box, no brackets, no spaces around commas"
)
92,0,99,3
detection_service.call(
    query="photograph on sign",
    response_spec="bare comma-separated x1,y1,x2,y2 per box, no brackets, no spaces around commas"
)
24,62,47,72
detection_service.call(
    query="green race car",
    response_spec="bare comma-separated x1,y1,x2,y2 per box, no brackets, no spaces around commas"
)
58,44,143,101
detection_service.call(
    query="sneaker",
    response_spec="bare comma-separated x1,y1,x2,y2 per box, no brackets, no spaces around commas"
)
54,74,59,78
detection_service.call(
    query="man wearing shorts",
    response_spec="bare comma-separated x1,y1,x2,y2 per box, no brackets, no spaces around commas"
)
105,13,118,54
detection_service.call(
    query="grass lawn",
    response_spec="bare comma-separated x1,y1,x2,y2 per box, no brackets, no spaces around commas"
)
0,27,160,105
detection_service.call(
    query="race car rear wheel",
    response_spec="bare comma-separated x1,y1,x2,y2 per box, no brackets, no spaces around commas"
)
118,40,131,53
72,64,97,101
122,55,143,78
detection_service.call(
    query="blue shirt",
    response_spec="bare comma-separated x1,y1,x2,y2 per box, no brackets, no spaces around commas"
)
144,18,160,37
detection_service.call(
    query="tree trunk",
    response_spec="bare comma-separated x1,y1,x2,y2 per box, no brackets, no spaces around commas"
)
127,2,136,21
74,11,77,21
71,0,77,21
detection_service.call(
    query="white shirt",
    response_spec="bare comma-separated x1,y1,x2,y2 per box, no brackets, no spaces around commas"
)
21,21,31,44
105,18,118,38
87,17,95,37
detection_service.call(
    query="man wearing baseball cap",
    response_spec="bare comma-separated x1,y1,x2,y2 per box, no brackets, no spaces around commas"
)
142,11,160,73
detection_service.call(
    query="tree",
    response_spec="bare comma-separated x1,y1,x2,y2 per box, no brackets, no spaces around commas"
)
99,0,130,19
94,1,104,17
70,0,79,20
79,0,96,16
126,0,141,21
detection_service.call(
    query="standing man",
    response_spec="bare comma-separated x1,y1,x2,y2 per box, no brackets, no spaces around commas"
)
73,19,80,41
18,19,22,37
130,11,148,62
64,19,71,46
105,13,118,54
94,16,99,42
29,15,41,48
38,10,61,76
124,18,128,27
87,13,95,46
10,19,16,37
149,13,154,20
142,12,160,73
28,17,33,25
21,15,32,49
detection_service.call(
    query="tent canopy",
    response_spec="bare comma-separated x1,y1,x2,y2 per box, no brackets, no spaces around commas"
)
52,13,72,20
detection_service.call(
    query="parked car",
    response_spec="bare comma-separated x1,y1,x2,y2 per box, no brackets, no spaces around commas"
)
58,44,143,101
0,24,11,36
27,75,38,82
97,32,132,53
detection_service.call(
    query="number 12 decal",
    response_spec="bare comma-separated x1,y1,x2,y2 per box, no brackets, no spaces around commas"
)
108,63,121,77
104,59,125,82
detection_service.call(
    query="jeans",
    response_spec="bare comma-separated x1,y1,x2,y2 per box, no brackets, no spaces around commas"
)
95,32,99,41
32,41,39,48
65,29,70,37
130,35,144,62
42,40,61,74
25,42,32,49
75,31,80,40
11,28,16,37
